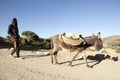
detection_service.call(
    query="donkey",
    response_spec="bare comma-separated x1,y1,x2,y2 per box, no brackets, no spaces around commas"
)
50,32,103,68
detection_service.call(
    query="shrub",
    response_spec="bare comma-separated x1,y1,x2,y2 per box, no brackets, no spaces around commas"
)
107,38,120,53
116,47,120,53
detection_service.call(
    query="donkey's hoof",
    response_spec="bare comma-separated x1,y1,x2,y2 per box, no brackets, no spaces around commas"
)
54,62,59,65
69,64,73,67
69,63,73,67
87,65,92,68
70,65,73,67
69,63,71,66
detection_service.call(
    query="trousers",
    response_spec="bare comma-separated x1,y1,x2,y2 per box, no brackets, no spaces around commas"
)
10,41,20,57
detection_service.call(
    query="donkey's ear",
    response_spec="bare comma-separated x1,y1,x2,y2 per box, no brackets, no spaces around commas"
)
97,32,101,39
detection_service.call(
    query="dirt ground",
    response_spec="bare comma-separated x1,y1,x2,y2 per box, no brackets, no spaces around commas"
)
0,48,120,80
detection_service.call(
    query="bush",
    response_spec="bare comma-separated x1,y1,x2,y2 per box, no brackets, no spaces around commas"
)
20,38,27,46
116,47,120,53
107,38,120,53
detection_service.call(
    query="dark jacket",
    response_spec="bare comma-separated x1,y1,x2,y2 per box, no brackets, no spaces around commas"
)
8,24,20,39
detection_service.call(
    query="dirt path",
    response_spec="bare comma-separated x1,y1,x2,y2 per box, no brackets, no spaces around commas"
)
0,49,120,80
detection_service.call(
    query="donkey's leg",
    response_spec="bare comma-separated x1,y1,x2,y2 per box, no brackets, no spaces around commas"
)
50,50,54,64
69,50,80,66
82,51,91,68
50,49,59,64
54,51,58,64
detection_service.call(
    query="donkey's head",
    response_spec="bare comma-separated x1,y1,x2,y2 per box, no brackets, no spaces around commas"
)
93,32,103,51
85,32,103,51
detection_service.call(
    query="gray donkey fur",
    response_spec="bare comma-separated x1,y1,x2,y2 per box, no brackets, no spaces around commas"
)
50,32,103,68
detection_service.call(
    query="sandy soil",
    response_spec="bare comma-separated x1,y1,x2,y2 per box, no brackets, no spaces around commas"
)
0,48,120,80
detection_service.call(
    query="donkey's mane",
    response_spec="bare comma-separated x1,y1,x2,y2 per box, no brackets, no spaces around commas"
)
83,35,99,47
85,35,96,39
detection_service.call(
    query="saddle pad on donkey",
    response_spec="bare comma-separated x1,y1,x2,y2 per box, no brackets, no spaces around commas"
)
59,35,83,46
63,32,81,39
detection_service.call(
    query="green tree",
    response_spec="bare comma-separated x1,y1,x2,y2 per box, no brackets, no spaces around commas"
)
20,38,27,46
0,36,4,43
21,31,40,45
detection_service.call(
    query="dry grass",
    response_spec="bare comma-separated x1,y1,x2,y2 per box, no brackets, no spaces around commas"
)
103,35,120,53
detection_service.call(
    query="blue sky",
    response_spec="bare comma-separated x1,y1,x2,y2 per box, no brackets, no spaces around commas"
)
0,0,120,38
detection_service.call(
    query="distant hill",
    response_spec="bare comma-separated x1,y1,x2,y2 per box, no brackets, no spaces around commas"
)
103,35,120,42
102,35,120,53
103,35,120,45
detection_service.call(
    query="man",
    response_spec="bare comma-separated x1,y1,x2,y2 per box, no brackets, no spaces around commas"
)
8,18,20,58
